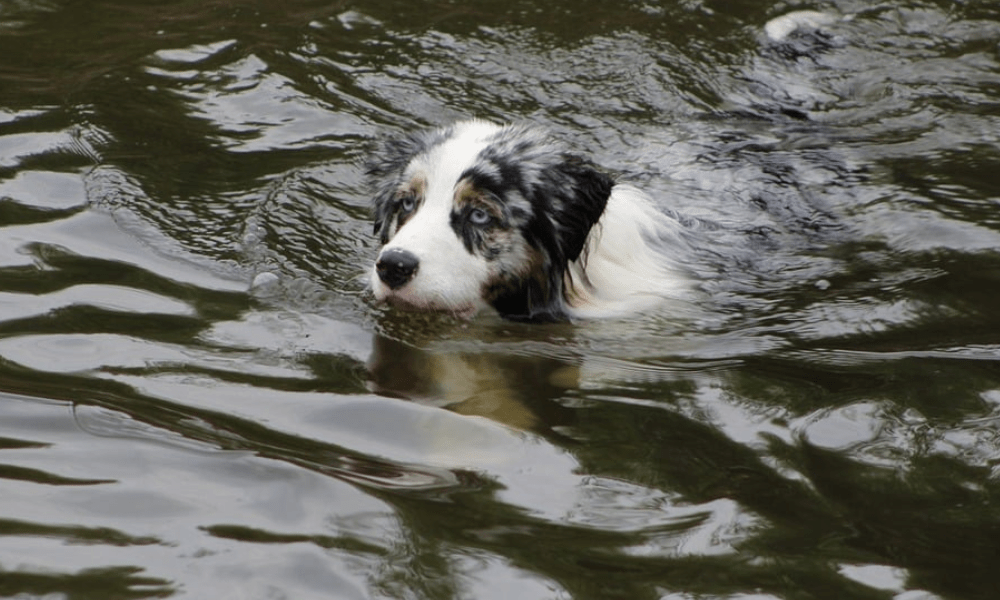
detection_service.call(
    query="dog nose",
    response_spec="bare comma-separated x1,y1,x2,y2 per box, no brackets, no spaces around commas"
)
376,249,420,290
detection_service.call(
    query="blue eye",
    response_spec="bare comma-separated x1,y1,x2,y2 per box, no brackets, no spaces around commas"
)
400,195,416,212
469,208,491,225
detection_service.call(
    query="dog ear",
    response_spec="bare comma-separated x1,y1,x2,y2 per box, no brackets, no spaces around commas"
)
545,156,614,263
367,133,416,241
491,156,613,322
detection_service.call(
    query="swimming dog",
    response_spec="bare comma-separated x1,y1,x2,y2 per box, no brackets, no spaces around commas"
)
367,120,693,322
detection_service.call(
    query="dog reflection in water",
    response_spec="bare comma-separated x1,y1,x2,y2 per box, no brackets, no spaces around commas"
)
366,335,576,433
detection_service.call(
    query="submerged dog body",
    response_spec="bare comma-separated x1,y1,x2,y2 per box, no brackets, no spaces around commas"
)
367,120,693,321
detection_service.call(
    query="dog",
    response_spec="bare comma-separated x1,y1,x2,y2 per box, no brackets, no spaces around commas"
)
367,120,696,322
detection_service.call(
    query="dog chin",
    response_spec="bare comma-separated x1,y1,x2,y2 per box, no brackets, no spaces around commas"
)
373,287,483,320
386,299,482,320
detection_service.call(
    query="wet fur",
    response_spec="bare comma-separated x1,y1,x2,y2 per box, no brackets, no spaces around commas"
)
367,120,692,322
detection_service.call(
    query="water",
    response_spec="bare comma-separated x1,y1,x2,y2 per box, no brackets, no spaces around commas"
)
2,1,1000,598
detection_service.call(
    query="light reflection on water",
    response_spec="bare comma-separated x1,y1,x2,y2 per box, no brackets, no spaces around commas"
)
2,1,1000,599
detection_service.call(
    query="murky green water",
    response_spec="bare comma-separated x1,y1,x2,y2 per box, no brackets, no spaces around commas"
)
2,1,1000,599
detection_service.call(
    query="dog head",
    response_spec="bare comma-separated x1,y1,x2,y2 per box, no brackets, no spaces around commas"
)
367,121,614,321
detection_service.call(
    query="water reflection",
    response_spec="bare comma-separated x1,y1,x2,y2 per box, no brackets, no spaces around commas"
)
368,334,577,433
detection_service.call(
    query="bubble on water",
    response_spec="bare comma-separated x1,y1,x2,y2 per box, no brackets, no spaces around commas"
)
251,271,280,293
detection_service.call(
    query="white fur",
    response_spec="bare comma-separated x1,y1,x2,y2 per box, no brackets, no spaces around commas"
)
764,10,839,42
565,185,693,318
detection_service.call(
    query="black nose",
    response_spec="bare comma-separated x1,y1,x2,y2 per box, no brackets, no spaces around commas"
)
376,249,420,290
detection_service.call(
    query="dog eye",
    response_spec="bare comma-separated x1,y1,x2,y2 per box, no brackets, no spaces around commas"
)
399,195,416,213
468,208,492,226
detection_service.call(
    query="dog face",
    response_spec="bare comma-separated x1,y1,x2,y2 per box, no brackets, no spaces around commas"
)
367,121,614,321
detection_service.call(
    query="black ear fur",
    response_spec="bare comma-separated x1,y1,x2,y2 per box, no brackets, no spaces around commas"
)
545,156,614,263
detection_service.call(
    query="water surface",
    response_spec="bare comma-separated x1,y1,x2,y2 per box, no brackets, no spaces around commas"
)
2,1,1000,599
